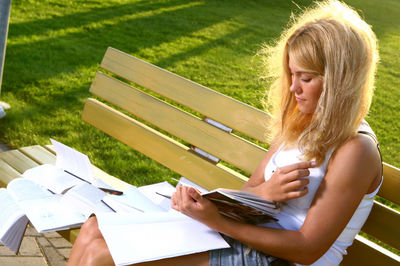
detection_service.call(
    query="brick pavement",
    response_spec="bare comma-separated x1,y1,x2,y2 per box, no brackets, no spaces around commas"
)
0,143,72,265
0,224,71,266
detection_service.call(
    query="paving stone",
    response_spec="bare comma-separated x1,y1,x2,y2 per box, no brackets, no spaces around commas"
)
0,244,16,256
25,225,41,237
41,246,67,266
43,231,61,238
47,237,72,248
18,237,42,256
0,256,47,266
36,236,51,247
57,248,71,260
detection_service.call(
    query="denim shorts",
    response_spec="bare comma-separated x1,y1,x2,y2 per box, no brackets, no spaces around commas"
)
209,234,291,266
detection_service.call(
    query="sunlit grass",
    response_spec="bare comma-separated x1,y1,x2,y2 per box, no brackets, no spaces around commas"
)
0,0,399,187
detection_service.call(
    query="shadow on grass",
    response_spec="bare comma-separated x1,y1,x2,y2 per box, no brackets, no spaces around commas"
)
2,0,300,114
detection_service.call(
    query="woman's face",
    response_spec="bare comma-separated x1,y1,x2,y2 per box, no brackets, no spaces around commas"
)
289,58,323,114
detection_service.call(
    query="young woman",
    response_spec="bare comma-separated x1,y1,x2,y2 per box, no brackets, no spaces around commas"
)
67,1,381,265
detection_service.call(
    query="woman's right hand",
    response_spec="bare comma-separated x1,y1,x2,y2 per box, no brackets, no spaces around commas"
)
262,161,315,202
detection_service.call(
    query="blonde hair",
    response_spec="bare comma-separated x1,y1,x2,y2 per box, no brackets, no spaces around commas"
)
261,0,379,164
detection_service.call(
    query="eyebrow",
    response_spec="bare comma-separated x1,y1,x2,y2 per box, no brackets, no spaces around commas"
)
290,71,316,75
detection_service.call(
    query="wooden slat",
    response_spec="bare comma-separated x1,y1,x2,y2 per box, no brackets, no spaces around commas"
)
0,159,21,187
360,201,400,250
19,145,56,165
82,98,247,190
100,47,270,143
379,162,400,205
58,229,80,244
342,235,400,266
0,149,39,173
90,72,267,174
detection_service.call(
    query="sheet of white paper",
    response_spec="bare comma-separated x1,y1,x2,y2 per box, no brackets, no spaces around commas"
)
106,186,165,213
96,212,230,266
51,138,94,182
23,164,85,194
137,181,176,211
102,196,144,214
61,183,112,218
91,178,115,190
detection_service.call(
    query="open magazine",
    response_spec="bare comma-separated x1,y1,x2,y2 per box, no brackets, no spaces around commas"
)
202,188,280,224
157,177,280,224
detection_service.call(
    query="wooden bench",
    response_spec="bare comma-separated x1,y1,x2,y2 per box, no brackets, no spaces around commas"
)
1,47,399,265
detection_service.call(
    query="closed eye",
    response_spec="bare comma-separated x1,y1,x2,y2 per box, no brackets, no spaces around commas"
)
301,78,312,82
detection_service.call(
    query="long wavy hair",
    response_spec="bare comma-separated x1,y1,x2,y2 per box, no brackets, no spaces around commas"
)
260,0,379,165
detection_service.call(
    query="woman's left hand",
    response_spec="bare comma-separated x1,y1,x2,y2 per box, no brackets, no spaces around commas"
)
171,186,222,229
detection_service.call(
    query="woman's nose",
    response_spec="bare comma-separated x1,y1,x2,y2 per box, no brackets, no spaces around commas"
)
290,77,301,93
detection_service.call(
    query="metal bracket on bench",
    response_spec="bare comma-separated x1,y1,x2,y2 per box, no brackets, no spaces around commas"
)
190,145,220,164
203,117,233,133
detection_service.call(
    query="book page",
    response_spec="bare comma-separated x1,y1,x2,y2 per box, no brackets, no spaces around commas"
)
202,189,279,223
6,178,86,233
61,183,113,218
96,212,229,265
7,178,54,202
19,196,86,233
23,164,85,194
51,138,94,183
0,189,28,253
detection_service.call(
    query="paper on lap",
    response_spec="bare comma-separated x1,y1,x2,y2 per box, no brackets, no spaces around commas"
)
96,212,230,265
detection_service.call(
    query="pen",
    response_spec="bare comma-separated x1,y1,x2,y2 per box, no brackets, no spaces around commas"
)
64,170,91,184
101,199,117,212
156,191,172,199
64,170,123,195
98,187,123,195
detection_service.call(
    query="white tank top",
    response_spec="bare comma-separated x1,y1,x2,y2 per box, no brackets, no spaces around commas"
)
263,122,382,265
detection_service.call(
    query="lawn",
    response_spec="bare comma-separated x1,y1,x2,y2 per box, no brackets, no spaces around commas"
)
0,0,399,187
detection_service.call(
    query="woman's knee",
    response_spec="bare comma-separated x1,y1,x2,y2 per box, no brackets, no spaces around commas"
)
81,238,113,266
79,216,102,241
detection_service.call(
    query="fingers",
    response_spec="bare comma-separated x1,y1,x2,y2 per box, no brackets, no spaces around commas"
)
188,187,202,202
170,186,200,212
286,186,308,200
283,177,309,193
266,161,315,202
278,161,316,175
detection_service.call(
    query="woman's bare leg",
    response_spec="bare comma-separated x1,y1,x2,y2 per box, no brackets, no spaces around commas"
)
67,216,104,266
68,216,210,266
80,235,209,266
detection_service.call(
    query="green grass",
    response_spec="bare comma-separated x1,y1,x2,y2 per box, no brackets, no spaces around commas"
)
0,0,399,188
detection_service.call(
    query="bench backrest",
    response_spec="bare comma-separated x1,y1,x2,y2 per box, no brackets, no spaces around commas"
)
82,47,400,265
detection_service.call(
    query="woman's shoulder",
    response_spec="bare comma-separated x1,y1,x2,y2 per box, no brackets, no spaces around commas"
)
327,133,381,193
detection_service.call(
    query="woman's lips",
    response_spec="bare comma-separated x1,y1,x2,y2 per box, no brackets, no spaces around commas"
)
295,96,305,102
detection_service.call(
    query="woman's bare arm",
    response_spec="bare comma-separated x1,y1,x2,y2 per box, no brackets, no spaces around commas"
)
173,134,381,264
242,142,312,202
